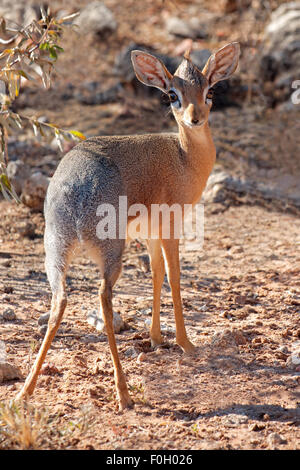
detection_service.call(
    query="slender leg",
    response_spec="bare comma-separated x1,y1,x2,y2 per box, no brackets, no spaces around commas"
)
161,238,195,353
99,277,133,411
147,239,165,347
16,287,67,400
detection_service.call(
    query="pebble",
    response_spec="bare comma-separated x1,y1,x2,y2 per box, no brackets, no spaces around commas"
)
40,362,60,376
286,351,300,369
0,361,22,383
225,413,248,427
38,311,50,326
38,324,48,336
81,334,105,344
2,308,16,321
87,309,125,334
248,422,265,432
137,352,146,363
267,432,287,448
124,347,138,358
16,221,36,238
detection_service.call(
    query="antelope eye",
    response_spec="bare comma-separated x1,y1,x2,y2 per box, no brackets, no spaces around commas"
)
206,89,213,101
168,90,178,103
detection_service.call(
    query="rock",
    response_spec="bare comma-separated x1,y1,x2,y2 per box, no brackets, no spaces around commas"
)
37,311,50,326
0,1,37,28
165,17,208,39
259,1,300,107
0,361,22,383
138,255,150,273
21,172,50,211
6,160,31,196
75,1,117,36
267,432,287,448
124,347,139,358
144,318,175,334
38,324,48,336
76,82,121,105
224,413,248,426
219,0,251,13
190,49,211,70
202,170,251,204
137,352,147,363
40,362,60,376
248,422,265,432
87,309,125,334
210,328,248,349
16,221,36,239
286,350,300,369
81,334,105,344
2,307,16,321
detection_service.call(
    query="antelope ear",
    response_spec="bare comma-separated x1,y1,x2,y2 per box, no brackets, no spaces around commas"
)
202,42,240,87
131,50,172,93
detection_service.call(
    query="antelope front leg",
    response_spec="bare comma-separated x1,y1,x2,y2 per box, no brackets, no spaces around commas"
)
147,239,165,347
161,238,195,354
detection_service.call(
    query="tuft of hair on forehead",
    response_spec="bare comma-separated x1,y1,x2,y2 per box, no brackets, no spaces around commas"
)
174,55,207,87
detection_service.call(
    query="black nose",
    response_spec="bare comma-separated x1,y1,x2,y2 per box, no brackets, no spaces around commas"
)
191,118,199,125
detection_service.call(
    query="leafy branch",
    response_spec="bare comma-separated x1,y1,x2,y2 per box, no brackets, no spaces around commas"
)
0,7,85,201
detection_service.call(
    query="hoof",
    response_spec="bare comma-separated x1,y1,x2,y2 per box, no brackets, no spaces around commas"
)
150,336,164,348
15,389,29,402
118,395,134,412
178,339,196,355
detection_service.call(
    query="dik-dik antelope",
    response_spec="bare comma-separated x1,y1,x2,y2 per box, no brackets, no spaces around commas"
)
17,42,240,410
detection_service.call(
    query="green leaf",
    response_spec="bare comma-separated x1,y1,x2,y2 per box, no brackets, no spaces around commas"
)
52,45,64,52
39,42,50,51
0,173,11,190
49,47,57,60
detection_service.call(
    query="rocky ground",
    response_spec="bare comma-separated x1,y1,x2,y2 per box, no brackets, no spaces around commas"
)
0,0,299,450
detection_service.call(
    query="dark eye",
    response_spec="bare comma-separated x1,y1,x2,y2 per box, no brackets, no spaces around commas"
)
206,89,213,102
168,90,178,103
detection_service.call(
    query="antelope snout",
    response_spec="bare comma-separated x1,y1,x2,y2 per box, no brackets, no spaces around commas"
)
183,104,203,127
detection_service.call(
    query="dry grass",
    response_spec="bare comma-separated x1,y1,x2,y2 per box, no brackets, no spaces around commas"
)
0,399,94,450
0,400,48,449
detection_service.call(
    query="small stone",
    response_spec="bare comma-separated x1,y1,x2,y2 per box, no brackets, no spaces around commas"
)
282,329,292,338
37,312,50,326
87,309,125,334
249,422,265,432
17,221,36,239
21,172,50,211
286,350,300,369
278,345,290,354
81,334,104,344
225,413,248,426
124,347,138,358
165,16,208,39
6,159,30,195
137,352,146,363
89,386,105,398
38,324,48,336
40,362,60,376
137,255,150,273
0,361,22,383
75,1,117,35
2,308,16,321
267,432,287,448
3,286,13,294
